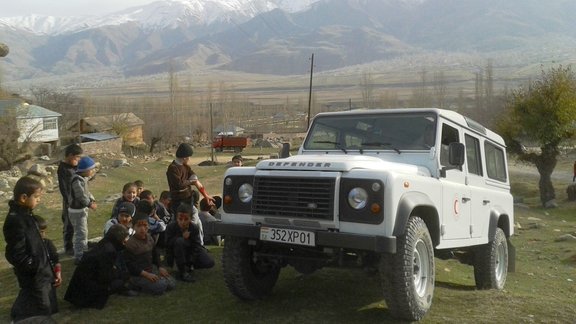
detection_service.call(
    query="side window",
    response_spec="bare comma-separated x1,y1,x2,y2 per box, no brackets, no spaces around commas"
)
440,123,459,167
465,134,482,176
484,142,507,182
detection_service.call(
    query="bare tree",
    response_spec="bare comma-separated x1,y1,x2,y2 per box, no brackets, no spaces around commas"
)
433,71,448,108
360,71,375,108
410,68,431,107
0,112,29,170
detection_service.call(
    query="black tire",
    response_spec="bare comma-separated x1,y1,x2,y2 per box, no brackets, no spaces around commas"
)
473,227,508,290
234,147,243,153
380,216,435,321
222,236,281,300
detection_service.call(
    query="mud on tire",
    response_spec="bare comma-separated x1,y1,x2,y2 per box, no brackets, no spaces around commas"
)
380,216,435,321
222,236,281,300
473,227,508,290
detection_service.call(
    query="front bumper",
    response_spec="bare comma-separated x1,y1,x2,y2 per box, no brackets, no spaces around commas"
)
205,222,397,253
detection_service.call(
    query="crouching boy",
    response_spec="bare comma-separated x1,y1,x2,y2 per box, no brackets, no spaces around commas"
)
165,203,215,282
65,224,133,309
125,212,175,295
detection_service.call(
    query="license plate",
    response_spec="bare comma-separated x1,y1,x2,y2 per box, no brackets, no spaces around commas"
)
260,227,316,247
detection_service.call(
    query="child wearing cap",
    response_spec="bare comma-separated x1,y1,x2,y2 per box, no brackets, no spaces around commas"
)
166,143,215,215
68,156,98,264
103,201,135,236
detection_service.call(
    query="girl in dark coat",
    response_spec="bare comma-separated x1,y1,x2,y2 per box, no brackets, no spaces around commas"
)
64,224,130,309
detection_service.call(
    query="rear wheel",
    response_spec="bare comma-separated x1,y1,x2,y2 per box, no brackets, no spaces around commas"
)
380,216,434,321
222,236,281,300
474,227,508,290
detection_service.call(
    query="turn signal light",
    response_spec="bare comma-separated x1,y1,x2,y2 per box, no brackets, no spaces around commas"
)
370,203,381,214
223,195,233,205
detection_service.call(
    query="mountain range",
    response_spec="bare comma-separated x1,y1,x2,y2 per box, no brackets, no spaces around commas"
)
1,0,575,88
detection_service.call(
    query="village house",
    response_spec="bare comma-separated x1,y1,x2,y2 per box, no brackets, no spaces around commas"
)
69,112,145,146
0,99,62,154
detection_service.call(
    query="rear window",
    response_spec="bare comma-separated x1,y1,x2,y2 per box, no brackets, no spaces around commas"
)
484,142,507,182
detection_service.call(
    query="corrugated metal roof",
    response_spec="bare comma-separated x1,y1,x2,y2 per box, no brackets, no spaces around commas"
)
80,132,119,141
0,99,61,118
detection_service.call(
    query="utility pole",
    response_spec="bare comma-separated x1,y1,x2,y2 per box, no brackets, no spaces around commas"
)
210,102,215,163
307,53,314,129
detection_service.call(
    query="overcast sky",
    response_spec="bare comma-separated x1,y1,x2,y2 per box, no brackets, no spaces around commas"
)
2,0,157,17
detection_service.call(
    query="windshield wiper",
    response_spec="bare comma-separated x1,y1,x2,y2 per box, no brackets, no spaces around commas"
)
314,140,347,154
361,142,401,154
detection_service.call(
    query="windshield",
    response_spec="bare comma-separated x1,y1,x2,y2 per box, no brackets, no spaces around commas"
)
304,112,437,152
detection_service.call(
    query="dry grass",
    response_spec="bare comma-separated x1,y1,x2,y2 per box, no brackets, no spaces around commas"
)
0,148,575,323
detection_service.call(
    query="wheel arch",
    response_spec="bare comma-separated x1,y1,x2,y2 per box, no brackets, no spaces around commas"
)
394,192,440,247
489,207,515,272
489,207,512,239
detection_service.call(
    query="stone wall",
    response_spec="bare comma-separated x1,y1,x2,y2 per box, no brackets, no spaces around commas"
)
81,138,123,155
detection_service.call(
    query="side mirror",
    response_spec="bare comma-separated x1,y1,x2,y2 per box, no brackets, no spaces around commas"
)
279,142,291,158
448,142,465,166
440,142,465,177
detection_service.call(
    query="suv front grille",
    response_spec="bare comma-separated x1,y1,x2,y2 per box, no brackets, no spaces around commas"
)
252,176,335,220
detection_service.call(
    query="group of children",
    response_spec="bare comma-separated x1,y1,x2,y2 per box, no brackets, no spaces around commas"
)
3,143,227,322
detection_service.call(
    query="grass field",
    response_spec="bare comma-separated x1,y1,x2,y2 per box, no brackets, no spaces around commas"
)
0,148,575,323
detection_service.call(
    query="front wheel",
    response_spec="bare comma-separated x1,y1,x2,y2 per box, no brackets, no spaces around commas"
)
380,216,435,321
222,236,281,300
473,227,508,290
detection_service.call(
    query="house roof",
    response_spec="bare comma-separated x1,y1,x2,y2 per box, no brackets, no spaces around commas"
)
0,99,62,119
82,112,144,129
80,132,119,141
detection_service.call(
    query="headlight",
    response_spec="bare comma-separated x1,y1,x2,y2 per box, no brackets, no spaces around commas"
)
348,187,368,209
238,183,253,203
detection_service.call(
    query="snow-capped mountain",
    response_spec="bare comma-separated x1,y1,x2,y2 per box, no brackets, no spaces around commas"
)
1,0,575,85
0,0,320,35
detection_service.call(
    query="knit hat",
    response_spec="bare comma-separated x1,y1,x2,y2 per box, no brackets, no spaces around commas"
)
77,156,96,173
176,143,193,158
118,202,136,218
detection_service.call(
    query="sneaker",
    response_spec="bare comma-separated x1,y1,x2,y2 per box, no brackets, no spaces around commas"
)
178,271,195,283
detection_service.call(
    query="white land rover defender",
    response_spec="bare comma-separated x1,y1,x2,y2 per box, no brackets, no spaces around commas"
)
207,108,515,321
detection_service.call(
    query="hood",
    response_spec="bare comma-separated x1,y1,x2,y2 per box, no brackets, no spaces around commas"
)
256,154,429,176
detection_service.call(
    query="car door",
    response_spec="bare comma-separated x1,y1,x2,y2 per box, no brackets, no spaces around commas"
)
439,121,471,240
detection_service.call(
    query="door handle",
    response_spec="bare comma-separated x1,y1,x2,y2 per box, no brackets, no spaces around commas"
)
462,197,471,202
483,200,490,205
